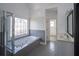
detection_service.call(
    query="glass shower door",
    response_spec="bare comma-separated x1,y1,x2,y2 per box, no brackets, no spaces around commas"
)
5,12,15,56
0,10,14,56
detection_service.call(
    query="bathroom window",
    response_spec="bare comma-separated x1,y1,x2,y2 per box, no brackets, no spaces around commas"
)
14,17,28,38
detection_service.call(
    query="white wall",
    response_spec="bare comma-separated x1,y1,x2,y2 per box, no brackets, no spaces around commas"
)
57,3,74,34
30,4,45,30
29,3,74,41
46,8,57,19
0,3,30,19
30,3,58,31
0,3,74,40
30,3,73,32
0,3,30,32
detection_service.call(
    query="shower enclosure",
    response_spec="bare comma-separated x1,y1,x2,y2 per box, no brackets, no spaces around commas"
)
0,10,41,56
0,10,14,56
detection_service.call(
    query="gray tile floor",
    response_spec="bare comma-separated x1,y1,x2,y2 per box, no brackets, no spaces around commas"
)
27,41,74,56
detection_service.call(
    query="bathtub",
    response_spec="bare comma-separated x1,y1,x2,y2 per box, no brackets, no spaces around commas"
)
7,36,40,54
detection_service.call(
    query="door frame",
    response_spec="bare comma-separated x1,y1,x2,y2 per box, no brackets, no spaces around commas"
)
45,7,58,43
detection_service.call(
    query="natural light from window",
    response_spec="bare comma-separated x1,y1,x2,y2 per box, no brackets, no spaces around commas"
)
15,17,28,37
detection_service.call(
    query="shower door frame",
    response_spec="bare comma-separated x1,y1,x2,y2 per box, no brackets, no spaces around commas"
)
3,11,15,56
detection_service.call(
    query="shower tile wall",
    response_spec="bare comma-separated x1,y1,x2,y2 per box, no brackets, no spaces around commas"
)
30,30,45,42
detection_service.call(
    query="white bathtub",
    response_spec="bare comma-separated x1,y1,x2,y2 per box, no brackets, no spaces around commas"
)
7,36,40,54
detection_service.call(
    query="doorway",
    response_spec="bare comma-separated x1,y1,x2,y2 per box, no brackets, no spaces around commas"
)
50,19,56,41
45,8,57,42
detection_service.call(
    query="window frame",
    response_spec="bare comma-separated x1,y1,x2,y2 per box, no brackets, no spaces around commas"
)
14,17,29,39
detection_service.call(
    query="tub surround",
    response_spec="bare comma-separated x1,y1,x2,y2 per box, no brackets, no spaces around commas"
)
30,30,45,42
